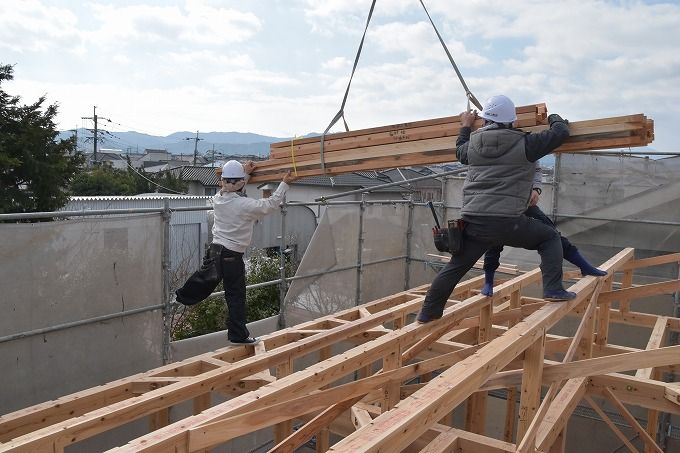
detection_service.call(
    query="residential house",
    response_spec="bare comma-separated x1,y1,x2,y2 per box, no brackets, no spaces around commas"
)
168,166,222,196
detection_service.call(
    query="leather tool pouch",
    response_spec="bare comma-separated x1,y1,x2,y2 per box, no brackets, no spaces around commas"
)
447,219,466,256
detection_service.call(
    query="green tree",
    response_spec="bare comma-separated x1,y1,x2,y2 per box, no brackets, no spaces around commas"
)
0,64,84,214
152,170,187,194
70,166,135,196
70,163,187,196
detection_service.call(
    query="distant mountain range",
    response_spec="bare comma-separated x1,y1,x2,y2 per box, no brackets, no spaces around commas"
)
58,129,305,158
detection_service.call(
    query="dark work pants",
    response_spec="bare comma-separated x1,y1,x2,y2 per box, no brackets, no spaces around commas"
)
420,214,564,319
176,244,251,341
483,205,578,273
220,248,250,342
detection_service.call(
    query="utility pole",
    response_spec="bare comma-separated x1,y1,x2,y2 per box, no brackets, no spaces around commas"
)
211,144,216,167
82,106,109,164
184,131,203,165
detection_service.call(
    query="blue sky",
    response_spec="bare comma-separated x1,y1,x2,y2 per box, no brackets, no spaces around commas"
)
1,0,679,152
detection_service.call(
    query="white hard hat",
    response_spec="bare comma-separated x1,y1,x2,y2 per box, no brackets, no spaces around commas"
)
221,160,245,179
479,94,517,124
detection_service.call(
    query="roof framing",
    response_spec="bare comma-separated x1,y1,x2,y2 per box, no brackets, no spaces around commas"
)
1,249,679,453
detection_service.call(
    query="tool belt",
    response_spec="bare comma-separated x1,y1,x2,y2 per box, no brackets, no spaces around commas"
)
432,219,466,256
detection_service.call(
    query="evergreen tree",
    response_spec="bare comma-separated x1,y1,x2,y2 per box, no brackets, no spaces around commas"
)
70,166,135,196
70,161,187,196
0,64,84,214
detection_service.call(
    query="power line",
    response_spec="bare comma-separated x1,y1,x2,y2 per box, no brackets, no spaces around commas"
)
184,131,203,165
108,153,186,195
81,106,111,163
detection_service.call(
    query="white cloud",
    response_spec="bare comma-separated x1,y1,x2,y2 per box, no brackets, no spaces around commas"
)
368,21,488,67
87,1,261,49
0,1,80,52
2,0,679,151
303,0,413,36
322,57,350,70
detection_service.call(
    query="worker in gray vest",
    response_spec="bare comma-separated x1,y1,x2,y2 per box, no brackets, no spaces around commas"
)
480,164,607,296
418,95,575,323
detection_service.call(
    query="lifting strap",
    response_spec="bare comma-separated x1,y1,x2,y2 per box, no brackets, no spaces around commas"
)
318,0,482,173
418,0,483,111
318,0,377,173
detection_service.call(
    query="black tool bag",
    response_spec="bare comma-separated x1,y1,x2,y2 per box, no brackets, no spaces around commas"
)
446,219,466,256
428,201,465,255
175,244,223,306
433,227,450,253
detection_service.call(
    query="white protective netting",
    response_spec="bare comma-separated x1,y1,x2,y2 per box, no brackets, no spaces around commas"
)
282,202,447,326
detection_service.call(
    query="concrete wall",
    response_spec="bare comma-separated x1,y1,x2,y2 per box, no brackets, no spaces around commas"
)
0,215,165,414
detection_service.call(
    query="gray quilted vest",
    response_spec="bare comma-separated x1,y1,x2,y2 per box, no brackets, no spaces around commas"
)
461,128,534,217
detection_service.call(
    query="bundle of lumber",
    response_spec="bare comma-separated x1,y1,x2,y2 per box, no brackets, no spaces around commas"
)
223,103,653,183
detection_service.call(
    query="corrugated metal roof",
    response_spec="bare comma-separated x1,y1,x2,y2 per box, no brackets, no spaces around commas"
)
296,172,395,189
169,166,221,185
69,194,211,201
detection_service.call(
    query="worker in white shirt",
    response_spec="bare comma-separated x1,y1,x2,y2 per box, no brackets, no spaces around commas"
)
175,160,296,345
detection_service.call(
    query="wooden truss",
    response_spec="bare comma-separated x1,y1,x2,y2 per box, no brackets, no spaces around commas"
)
1,249,679,452
242,105,654,182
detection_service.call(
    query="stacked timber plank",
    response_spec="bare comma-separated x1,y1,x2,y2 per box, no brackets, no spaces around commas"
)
245,104,545,183
239,104,653,183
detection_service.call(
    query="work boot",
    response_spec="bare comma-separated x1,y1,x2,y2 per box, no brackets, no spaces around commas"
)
228,336,261,345
564,249,607,277
543,289,577,301
481,269,495,296
416,311,442,324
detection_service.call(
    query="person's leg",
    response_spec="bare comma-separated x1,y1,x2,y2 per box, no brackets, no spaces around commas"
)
525,206,606,277
562,241,607,276
499,215,574,300
482,246,503,296
221,250,251,342
175,244,223,305
418,232,488,322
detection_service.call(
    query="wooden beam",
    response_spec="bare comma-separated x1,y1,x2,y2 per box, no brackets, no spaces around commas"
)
535,378,588,452
602,387,662,453
516,332,546,442
583,395,639,453
589,374,680,415
636,317,668,379
516,281,604,453
596,274,615,347
268,396,363,453
465,302,493,435
598,280,680,304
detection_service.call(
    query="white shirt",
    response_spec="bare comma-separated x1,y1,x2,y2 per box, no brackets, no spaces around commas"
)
211,182,289,253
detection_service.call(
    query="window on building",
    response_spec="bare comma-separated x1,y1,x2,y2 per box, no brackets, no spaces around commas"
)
205,187,218,196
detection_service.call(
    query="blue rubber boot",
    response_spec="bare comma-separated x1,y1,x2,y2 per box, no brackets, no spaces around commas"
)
481,269,495,296
564,249,607,277
543,289,577,301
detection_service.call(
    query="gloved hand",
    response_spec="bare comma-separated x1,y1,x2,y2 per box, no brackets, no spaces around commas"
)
548,114,568,126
